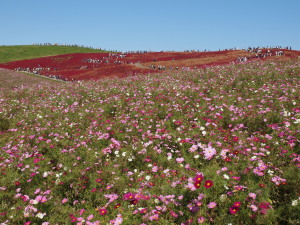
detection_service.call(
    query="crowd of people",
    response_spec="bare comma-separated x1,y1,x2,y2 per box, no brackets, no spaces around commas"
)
15,67,52,74
82,53,129,66
247,46,292,52
14,67,67,81
32,43,103,50
236,47,288,63
31,43,293,54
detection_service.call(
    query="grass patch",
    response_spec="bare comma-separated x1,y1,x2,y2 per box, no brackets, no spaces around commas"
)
0,45,112,63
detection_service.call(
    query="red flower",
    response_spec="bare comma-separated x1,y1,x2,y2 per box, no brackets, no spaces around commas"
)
114,203,121,208
204,180,213,188
149,182,155,186
233,150,239,155
253,137,260,142
130,199,139,205
225,157,232,162
232,136,239,142
258,202,270,209
194,181,201,189
259,183,266,188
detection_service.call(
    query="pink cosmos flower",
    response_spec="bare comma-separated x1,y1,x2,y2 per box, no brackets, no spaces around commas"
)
87,214,94,220
113,214,123,225
203,146,217,160
187,182,197,191
198,216,206,223
176,157,185,163
77,217,84,222
104,194,119,203
250,204,258,212
152,166,159,172
249,193,256,199
36,195,47,203
207,202,217,208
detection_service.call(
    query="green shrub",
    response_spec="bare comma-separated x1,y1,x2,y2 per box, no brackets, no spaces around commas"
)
0,117,10,131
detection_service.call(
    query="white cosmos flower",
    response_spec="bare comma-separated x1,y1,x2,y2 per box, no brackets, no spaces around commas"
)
292,199,298,206
36,212,46,219
223,174,230,179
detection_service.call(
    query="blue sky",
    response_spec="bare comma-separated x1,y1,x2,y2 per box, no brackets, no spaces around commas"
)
1,0,299,51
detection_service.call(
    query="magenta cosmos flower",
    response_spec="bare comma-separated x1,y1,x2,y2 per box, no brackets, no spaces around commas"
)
193,174,204,188
229,206,239,214
233,201,242,207
193,174,204,183
98,208,108,215
123,192,135,200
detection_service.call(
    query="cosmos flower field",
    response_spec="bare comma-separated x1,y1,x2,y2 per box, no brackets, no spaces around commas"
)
0,59,299,224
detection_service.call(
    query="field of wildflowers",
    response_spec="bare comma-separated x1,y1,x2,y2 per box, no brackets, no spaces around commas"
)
0,59,299,224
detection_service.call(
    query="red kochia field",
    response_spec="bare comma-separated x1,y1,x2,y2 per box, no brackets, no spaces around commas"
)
1,49,299,80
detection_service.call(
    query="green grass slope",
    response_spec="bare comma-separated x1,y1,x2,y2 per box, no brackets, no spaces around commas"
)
0,45,111,63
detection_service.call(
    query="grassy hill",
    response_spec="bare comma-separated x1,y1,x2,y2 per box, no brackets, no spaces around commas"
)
0,45,111,63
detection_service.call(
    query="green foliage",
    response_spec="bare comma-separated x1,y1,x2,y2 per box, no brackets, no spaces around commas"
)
0,45,112,63
0,117,10,131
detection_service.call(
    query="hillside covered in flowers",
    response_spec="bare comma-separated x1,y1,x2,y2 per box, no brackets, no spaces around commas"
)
0,58,299,224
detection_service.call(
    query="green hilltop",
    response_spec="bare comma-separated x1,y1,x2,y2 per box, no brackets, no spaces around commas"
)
0,45,112,63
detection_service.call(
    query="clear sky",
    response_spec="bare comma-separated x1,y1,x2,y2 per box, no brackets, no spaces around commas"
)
1,0,299,51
